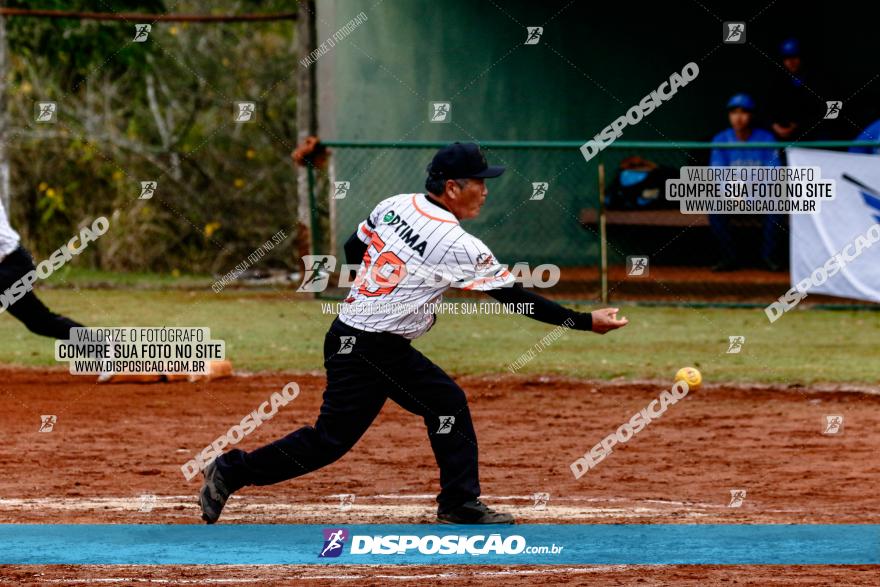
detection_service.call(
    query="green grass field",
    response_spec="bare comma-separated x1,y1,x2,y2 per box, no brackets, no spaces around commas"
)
2,288,877,385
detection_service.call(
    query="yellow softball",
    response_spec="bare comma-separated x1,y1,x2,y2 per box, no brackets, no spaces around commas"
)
674,367,702,390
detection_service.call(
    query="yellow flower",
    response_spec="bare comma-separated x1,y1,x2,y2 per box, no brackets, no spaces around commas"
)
233,178,245,189
171,269,181,277
20,81,32,94
38,182,48,192
46,188,56,197
112,170,124,181
245,149,256,159
170,26,179,35
204,222,221,238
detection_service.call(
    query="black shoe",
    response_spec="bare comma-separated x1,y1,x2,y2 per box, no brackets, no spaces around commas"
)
199,460,231,524
712,258,739,272
761,257,781,272
437,499,515,524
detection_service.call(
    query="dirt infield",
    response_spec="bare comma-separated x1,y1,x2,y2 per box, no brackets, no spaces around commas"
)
1,367,878,584
6,564,880,586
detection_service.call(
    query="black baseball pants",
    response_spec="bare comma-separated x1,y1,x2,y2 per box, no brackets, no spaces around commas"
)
0,246,83,339
216,317,481,511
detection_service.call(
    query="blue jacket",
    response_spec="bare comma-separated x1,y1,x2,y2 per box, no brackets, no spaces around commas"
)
710,128,780,166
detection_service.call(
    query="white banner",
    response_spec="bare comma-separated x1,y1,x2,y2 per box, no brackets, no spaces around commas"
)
786,148,880,303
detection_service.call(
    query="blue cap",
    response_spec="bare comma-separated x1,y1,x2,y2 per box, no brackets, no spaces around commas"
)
780,38,800,57
726,93,755,111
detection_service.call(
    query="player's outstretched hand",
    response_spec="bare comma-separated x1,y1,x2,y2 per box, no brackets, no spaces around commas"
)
591,308,629,334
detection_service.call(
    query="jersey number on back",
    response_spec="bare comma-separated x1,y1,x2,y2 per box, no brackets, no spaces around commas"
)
355,232,408,297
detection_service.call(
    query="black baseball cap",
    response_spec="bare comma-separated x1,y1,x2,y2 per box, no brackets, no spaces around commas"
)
426,142,505,180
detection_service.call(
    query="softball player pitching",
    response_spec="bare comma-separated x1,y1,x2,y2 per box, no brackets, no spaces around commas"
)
200,142,628,524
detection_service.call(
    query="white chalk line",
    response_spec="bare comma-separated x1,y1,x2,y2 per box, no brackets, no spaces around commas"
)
0,494,855,522
8,494,872,521
0,494,725,507
0,495,725,521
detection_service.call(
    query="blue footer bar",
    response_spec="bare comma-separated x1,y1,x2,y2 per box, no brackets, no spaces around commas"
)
1,524,878,565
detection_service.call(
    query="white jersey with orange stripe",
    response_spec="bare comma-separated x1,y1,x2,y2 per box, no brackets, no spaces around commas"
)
338,193,515,339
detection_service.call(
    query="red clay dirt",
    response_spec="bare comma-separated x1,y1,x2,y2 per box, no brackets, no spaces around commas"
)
1,367,878,585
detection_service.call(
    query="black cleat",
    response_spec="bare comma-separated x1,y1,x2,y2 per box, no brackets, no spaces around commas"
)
199,460,231,524
437,499,515,524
